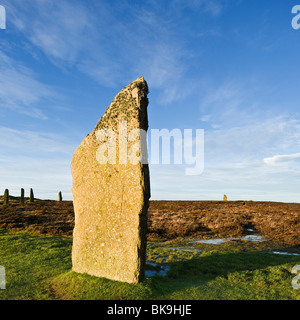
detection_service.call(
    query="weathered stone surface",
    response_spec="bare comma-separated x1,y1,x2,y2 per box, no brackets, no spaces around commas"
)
71,77,150,284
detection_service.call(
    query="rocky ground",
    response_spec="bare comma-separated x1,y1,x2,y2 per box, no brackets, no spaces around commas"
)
0,197,299,247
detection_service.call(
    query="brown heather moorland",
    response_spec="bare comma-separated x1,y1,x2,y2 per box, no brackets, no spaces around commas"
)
0,197,299,247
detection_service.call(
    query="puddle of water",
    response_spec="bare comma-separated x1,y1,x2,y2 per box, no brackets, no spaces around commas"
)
240,235,265,242
188,235,265,245
147,262,158,268
145,270,158,277
145,262,170,277
269,251,300,256
188,238,233,245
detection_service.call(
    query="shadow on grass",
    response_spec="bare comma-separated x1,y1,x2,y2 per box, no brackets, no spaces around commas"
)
48,250,300,300
150,250,300,299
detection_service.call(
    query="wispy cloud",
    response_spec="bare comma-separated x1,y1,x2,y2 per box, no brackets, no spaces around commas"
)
264,153,300,165
0,50,58,119
205,116,300,161
173,0,224,16
4,0,123,86
7,0,92,61
4,0,213,103
0,126,75,155
199,79,259,128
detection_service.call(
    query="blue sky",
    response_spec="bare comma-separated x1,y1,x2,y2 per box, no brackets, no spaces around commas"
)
1,0,300,202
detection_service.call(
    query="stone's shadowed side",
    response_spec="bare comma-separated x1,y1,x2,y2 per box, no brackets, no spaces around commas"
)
71,77,150,284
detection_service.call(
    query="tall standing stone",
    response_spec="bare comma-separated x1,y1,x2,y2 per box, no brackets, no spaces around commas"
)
71,77,150,284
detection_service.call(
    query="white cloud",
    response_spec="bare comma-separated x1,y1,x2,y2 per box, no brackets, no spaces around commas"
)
200,114,211,122
264,153,300,165
6,0,91,61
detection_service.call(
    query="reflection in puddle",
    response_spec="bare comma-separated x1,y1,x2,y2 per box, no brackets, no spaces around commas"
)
240,235,265,242
146,262,170,277
269,251,300,256
188,235,265,245
189,238,231,245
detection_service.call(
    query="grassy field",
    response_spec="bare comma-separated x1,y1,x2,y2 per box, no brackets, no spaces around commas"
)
0,228,299,300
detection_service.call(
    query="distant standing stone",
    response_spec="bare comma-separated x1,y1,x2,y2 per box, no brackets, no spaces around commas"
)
3,189,9,205
58,192,63,202
223,195,228,201
20,188,25,204
71,77,150,284
30,188,34,203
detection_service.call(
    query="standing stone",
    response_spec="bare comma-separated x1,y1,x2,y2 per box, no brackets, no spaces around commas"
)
29,188,34,203
3,189,9,205
20,188,25,204
58,192,63,202
71,77,150,284
223,194,228,201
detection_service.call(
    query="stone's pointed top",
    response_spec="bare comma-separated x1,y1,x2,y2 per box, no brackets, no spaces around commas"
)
129,76,145,83
114,77,148,99
94,77,149,132
126,76,148,94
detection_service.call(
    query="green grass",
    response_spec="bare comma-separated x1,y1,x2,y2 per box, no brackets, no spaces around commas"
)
0,228,299,300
